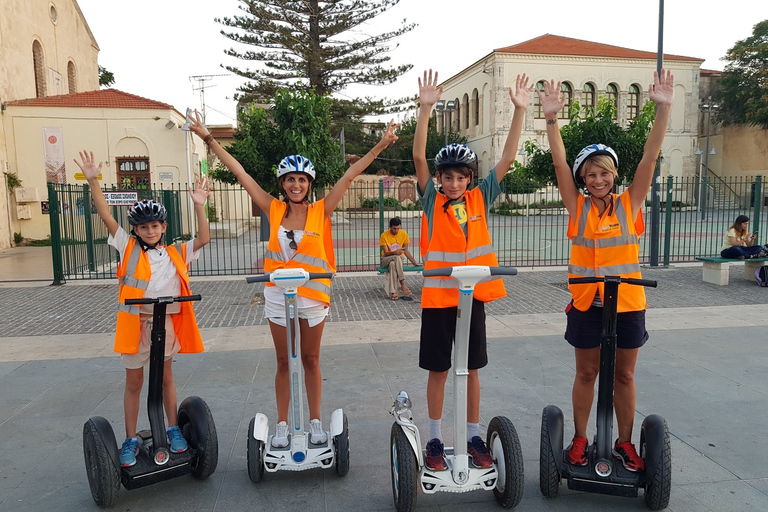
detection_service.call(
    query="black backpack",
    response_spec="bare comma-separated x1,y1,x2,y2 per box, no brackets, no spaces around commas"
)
756,265,768,287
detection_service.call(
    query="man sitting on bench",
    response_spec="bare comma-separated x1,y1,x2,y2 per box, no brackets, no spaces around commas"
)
380,217,420,300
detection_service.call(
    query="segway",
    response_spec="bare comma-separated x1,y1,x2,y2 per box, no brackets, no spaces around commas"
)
83,294,218,507
389,265,524,512
539,276,671,510
245,268,349,481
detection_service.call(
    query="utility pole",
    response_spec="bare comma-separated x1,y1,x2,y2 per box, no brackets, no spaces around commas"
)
189,74,228,123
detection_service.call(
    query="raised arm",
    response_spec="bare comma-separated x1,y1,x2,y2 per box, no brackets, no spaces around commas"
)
187,110,274,213
493,74,533,184
324,120,399,216
414,69,443,193
74,151,119,237
538,80,579,217
189,177,211,252
628,69,674,218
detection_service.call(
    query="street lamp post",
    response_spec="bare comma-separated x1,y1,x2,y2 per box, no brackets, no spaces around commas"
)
435,99,456,146
694,148,703,212
700,100,720,220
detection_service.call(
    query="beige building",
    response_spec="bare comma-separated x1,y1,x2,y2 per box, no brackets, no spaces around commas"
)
436,34,704,181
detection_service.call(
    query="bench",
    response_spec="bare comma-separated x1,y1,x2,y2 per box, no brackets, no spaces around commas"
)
378,264,423,297
695,256,768,285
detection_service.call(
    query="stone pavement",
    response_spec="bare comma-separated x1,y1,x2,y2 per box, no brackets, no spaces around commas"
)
0,247,767,511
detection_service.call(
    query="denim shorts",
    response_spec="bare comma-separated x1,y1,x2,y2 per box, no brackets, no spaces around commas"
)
564,302,648,350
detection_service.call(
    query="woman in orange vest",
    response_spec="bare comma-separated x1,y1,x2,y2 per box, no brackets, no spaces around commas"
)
538,70,675,472
189,112,398,447
413,69,532,471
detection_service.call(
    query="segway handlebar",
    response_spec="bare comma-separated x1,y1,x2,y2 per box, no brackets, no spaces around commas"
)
125,294,202,305
568,276,657,288
245,272,335,284
422,266,518,278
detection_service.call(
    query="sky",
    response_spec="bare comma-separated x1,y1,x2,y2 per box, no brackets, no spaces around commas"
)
75,0,768,126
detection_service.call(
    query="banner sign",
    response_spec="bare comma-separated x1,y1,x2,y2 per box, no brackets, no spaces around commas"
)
103,191,138,206
43,127,66,183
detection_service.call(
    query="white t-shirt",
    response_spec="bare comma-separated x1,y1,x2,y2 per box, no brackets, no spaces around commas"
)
109,226,199,313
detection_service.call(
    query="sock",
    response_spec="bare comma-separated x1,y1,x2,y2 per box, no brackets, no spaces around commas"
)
429,418,442,442
467,422,480,442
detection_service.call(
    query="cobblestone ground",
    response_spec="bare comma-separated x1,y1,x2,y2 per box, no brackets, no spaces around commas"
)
1,264,765,337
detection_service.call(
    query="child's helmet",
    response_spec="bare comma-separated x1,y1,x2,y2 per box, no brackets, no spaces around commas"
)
572,144,618,185
127,199,167,225
435,143,478,172
277,155,316,180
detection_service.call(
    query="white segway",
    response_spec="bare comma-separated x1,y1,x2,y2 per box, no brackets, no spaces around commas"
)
245,268,349,481
389,265,524,511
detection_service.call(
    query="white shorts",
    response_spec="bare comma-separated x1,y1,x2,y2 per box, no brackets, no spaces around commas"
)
263,297,329,328
121,315,181,370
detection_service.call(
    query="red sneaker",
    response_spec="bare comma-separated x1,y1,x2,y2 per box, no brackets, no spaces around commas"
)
613,440,645,472
567,436,589,466
425,438,448,471
467,436,493,468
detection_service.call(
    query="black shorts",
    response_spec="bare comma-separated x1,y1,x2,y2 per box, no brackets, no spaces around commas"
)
564,302,648,350
419,299,487,372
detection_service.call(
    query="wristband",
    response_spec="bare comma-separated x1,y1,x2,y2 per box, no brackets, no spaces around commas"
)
203,134,215,146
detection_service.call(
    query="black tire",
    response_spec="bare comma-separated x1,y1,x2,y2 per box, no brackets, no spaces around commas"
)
390,422,418,512
641,415,671,510
178,396,218,479
539,407,562,497
334,413,350,477
488,416,524,509
247,417,265,483
83,418,120,507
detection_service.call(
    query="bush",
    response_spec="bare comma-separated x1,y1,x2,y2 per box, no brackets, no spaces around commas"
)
359,196,401,208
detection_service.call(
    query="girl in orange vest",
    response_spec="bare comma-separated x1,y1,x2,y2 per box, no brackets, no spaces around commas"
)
538,70,675,472
189,112,399,447
413,69,532,470
75,151,211,468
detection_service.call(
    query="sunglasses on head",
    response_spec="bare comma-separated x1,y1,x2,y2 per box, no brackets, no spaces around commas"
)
285,230,297,250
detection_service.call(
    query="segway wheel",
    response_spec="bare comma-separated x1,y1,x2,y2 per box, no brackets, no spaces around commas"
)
247,417,265,483
488,416,524,509
178,396,219,479
83,418,120,507
390,422,418,512
539,406,563,497
334,412,350,477
641,414,671,510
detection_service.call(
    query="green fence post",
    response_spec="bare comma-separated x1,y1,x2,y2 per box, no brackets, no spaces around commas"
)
83,183,96,272
379,178,385,236
663,175,673,267
162,189,176,242
47,181,65,285
753,175,762,233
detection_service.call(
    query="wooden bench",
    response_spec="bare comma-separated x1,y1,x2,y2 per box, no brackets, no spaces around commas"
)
695,256,768,285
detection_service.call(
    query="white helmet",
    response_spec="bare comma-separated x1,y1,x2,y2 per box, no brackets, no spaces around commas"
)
276,155,316,180
572,144,618,185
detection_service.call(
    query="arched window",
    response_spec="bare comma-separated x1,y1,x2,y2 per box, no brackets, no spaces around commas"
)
453,98,460,131
33,40,46,97
606,83,619,119
534,81,546,119
462,93,470,129
559,82,573,119
67,61,77,94
472,89,480,126
582,83,596,112
627,84,640,121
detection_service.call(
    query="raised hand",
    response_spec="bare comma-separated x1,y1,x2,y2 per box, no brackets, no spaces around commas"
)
418,69,443,108
187,109,209,139
189,176,210,206
536,80,566,118
73,151,103,181
509,73,534,109
649,69,674,106
381,119,400,147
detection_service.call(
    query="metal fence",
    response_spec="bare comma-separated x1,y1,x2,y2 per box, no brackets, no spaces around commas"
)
48,174,766,282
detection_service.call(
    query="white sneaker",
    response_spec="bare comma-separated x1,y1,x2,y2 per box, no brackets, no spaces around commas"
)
272,421,289,448
309,418,327,444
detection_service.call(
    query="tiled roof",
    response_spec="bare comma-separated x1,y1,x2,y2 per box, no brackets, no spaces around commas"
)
495,34,703,62
700,69,722,76
4,89,174,109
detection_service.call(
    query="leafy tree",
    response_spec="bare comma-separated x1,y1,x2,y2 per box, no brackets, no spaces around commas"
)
502,160,542,195
525,98,656,185
209,88,344,194
713,19,768,128
98,66,115,87
218,0,415,117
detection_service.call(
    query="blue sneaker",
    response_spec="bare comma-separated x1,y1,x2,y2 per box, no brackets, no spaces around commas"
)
167,425,188,453
120,437,139,467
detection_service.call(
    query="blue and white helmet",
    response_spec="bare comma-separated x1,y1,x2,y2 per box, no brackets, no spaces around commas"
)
277,155,316,180
572,144,619,185
127,199,167,225
435,143,478,172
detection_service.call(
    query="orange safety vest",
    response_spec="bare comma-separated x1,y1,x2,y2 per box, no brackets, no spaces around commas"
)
422,188,505,308
114,238,204,354
263,199,336,304
567,191,646,312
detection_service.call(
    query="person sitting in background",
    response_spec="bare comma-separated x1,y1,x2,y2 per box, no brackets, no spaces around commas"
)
720,215,767,259
380,217,419,300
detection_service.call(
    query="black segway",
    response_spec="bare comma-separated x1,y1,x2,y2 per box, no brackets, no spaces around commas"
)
540,276,671,510
83,295,218,507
